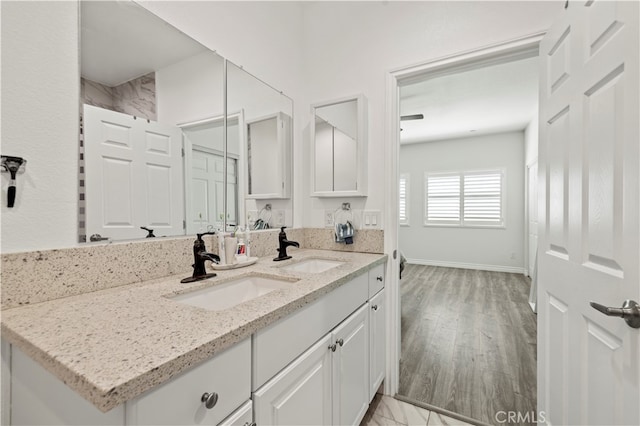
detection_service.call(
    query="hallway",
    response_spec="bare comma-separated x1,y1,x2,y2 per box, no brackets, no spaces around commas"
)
398,265,537,425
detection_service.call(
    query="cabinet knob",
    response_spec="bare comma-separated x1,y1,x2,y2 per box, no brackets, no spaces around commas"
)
371,305,378,311
328,343,337,352
336,338,344,347
201,392,219,409
376,276,383,282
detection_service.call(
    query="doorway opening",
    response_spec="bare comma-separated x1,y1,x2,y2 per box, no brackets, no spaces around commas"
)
390,36,541,425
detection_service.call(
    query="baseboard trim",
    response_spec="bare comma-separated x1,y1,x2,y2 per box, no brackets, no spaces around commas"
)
405,258,525,274
394,394,490,426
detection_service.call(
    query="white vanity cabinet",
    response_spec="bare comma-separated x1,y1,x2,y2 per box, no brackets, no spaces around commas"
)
126,338,251,425
8,338,251,426
254,304,369,426
331,304,370,426
218,400,253,426
253,334,333,425
369,288,386,400
253,262,386,426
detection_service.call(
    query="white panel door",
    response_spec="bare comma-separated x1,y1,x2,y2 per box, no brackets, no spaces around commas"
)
528,161,539,277
332,304,369,426
538,2,639,425
84,105,183,240
253,334,332,426
187,149,223,234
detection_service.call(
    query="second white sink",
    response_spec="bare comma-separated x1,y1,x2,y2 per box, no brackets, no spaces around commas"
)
171,275,296,311
281,258,345,274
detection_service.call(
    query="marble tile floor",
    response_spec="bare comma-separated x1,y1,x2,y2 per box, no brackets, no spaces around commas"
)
361,394,477,426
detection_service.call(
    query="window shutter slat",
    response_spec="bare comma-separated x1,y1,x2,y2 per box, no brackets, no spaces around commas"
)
399,174,410,225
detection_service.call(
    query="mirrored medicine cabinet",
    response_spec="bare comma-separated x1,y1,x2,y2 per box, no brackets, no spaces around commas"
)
80,0,293,243
310,95,367,197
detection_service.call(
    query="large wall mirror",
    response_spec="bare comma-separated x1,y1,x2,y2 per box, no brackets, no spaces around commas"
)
80,1,293,242
310,95,367,197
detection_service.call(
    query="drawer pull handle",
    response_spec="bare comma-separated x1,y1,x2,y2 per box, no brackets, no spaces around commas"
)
329,343,337,352
244,423,257,426
372,305,378,311
201,392,218,409
376,276,383,282
336,338,344,347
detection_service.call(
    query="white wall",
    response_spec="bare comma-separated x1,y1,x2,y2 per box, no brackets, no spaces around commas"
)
1,1,79,253
399,131,525,272
0,1,559,253
156,51,225,127
302,1,560,227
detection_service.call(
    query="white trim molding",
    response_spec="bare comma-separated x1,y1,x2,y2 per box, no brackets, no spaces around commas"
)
406,258,526,274
384,32,544,398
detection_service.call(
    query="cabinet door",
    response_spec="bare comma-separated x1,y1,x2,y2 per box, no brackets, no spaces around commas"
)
331,304,369,426
126,338,250,425
218,400,252,426
254,335,332,426
369,289,385,400
368,264,385,298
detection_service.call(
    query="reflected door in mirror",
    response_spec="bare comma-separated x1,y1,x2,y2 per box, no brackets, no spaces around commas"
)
84,105,184,240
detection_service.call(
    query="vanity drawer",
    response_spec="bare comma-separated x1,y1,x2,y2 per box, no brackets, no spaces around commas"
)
126,338,250,426
368,264,385,297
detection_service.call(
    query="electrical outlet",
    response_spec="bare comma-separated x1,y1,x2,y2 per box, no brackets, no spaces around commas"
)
324,210,334,227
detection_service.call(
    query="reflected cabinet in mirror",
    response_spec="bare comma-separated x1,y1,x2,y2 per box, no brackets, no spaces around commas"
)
227,62,293,229
311,95,367,197
80,1,293,242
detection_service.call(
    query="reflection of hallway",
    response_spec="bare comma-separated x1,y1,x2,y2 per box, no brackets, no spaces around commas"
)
398,265,537,425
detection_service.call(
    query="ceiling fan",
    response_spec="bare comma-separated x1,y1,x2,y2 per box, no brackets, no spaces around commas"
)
400,114,424,121
400,113,423,131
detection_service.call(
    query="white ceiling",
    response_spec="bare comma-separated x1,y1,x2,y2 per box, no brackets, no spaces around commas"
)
81,1,208,87
399,56,539,144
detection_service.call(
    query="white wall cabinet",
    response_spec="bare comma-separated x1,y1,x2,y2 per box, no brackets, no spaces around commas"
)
369,288,385,400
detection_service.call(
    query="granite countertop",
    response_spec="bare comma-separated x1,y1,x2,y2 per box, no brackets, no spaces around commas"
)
0,249,386,413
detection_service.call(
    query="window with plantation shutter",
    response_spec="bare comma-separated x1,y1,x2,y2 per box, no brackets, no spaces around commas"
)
399,173,410,225
463,171,503,225
425,173,461,224
424,169,505,228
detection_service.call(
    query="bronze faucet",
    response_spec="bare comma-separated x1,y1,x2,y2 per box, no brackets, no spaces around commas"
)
181,232,220,283
274,227,299,261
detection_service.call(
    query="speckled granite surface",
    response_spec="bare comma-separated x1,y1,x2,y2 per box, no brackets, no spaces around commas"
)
303,228,384,253
1,249,386,413
1,236,195,310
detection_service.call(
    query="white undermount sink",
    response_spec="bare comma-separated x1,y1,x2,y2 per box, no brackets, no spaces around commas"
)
170,275,296,311
281,258,345,274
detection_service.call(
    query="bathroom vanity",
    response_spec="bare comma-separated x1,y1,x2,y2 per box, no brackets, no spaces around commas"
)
1,249,386,425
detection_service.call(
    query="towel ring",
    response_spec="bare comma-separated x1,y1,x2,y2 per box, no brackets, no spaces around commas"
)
334,202,353,225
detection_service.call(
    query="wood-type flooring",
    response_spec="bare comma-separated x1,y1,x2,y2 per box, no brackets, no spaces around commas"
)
398,265,537,425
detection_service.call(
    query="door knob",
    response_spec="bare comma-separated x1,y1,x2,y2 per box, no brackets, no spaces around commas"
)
590,300,640,329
